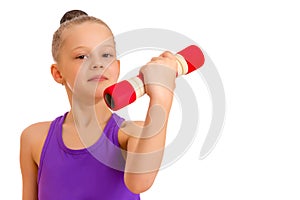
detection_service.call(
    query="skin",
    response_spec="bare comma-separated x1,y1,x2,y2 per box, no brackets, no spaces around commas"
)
20,21,177,199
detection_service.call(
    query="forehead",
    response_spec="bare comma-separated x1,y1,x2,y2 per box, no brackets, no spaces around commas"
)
61,22,114,51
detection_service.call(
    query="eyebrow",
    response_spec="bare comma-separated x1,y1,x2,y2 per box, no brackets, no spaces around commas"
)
71,44,115,52
71,46,89,52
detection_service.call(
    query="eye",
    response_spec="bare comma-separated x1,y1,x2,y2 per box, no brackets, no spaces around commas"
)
76,55,88,60
102,53,114,58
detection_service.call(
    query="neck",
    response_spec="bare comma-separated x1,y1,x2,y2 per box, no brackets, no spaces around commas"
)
66,98,112,132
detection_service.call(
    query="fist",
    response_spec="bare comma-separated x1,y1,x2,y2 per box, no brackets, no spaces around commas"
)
139,51,177,99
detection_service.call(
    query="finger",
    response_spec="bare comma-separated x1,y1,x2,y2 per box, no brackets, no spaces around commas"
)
150,57,162,62
160,51,175,59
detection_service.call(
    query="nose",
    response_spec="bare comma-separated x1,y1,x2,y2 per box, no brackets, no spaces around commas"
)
91,64,104,70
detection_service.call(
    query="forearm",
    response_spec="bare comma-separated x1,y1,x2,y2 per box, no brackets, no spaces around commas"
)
124,95,173,193
124,50,177,193
126,94,172,166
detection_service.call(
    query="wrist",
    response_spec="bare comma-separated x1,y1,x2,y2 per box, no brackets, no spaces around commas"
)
148,92,174,111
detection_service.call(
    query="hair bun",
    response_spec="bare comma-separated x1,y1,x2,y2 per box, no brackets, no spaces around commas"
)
60,10,88,24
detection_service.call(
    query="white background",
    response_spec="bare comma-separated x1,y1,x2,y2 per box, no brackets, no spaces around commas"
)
1,0,300,199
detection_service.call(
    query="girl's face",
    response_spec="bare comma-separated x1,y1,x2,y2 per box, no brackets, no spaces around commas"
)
57,22,119,103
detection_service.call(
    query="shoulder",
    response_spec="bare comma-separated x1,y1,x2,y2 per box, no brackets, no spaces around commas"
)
20,121,52,165
21,121,52,142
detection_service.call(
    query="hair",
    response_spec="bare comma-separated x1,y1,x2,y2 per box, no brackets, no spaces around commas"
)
52,10,113,62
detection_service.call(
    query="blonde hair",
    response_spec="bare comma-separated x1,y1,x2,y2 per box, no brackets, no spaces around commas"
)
52,10,113,62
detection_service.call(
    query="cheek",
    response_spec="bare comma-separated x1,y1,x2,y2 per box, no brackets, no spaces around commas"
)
63,64,84,89
109,61,120,81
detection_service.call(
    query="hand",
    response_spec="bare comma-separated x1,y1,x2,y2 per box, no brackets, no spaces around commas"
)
139,51,177,100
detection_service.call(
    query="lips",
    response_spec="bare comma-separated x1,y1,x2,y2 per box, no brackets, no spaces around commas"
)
88,75,108,82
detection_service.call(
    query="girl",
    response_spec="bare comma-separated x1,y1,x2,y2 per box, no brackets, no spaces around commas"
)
20,10,177,199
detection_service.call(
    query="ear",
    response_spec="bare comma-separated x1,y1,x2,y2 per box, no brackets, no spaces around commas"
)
51,64,64,85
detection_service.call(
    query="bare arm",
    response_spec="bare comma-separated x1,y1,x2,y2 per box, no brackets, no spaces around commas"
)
20,122,49,200
20,127,39,200
122,51,177,193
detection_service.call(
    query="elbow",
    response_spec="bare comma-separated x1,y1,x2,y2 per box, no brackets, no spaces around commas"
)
124,175,155,194
126,182,153,194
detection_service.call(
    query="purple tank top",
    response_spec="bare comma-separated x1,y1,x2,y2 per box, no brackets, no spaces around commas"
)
38,113,140,200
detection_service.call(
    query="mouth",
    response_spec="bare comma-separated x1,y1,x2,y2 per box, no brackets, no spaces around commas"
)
88,75,108,82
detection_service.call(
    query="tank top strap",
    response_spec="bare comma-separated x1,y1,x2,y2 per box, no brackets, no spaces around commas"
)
37,112,68,183
104,113,125,147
